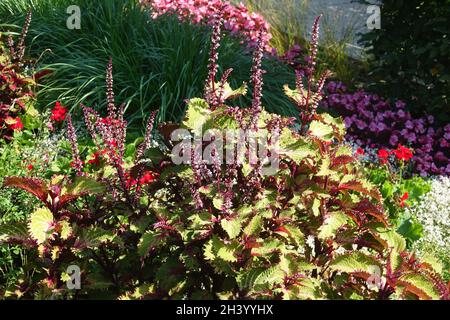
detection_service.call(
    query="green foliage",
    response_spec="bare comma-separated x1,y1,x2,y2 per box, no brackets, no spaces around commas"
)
0,12,38,141
358,0,450,123
0,118,62,292
364,165,431,245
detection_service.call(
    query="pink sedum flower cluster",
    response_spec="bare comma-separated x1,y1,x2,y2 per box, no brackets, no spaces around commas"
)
142,0,272,49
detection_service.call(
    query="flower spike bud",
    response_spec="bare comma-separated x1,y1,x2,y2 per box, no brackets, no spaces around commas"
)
16,10,32,62
106,57,116,118
250,30,266,129
309,14,322,71
66,114,84,176
6,35,15,58
136,110,158,162
204,12,223,107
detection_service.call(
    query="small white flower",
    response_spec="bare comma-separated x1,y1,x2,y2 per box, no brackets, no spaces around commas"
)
406,176,450,256
306,235,315,252
335,246,346,255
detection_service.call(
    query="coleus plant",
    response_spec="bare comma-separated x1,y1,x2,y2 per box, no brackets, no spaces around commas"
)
121,16,448,300
0,60,161,299
0,11,43,141
0,175,114,298
132,100,448,299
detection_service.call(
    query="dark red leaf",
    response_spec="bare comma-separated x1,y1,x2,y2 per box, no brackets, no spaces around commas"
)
353,199,388,226
3,177,49,205
331,155,355,169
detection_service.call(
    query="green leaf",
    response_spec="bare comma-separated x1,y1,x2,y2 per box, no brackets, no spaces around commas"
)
335,145,353,157
220,82,247,100
376,229,406,271
204,236,239,263
221,217,242,239
217,245,238,262
291,278,323,300
318,212,349,240
213,197,223,211
283,85,307,105
330,252,381,274
311,198,321,217
237,268,265,289
398,273,440,300
419,253,443,274
0,221,29,243
75,227,121,248
211,111,240,130
279,128,316,163
183,98,211,134
279,254,315,276
282,224,304,246
256,266,285,286
237,266,284,290
316,156,334,177
138,231,161,257
59,220,72,240
243,215,263,237
251,239,284,257
28,208,54,244
64,176,106,195
309,120,334,141
320,113,345,137
396,218,423,242
188,211,213,229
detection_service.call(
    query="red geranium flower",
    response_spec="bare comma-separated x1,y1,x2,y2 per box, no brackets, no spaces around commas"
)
400,192,409,207
125,172,138,189
391,144,413,161
5,116,24,131
355,148,365,156
87,151,101,166
139,171,156,185
377,149,389,164
50,102,68,122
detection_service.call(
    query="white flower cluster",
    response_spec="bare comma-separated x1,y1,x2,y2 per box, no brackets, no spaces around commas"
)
406,176,450,254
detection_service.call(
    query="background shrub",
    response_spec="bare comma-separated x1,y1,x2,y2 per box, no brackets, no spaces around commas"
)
0,113,68,294
358,0,450,124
